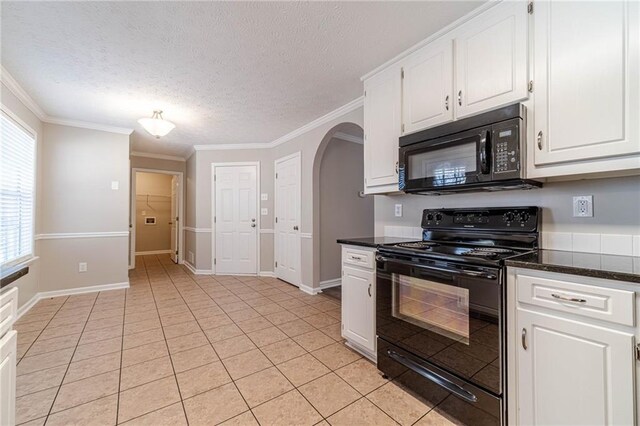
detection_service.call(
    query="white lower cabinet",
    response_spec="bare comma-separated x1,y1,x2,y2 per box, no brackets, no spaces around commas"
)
508,268,638,425
340,245,376,360
0,287,18,426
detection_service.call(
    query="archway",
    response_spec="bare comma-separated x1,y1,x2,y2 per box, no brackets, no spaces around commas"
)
311,122,374,292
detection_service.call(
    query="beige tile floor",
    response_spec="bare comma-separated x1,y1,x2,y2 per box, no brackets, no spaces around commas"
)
12,254,458,426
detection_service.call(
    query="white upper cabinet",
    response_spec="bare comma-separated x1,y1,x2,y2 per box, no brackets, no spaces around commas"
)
532,0,640,167
364,65,401,193
401,37,454,134
454,1,529,119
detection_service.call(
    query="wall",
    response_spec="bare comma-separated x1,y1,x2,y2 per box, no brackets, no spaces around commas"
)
135,172,173,253
375,175,640,252
1,82,43,308
319,138,373,282
39,123,130,291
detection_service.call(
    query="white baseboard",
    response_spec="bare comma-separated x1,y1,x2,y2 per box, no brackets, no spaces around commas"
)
259,271,275,278
183,261,213,275
16,281,130,320
299,283,320,295
135,250,172,255
318,278,341,290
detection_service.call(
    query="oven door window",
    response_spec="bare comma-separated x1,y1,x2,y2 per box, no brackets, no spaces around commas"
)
392,274,470,345
407,140,477,186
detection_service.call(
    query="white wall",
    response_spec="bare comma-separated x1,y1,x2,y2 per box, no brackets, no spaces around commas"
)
38,123,130,292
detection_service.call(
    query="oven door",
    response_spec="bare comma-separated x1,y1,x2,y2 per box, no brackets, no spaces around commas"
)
376,254,502,396
400,127,491,192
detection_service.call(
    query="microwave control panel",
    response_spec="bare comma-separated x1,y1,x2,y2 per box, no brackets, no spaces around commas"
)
492,121,520,174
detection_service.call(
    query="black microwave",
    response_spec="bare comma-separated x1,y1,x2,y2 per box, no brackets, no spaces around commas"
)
398,104,541,194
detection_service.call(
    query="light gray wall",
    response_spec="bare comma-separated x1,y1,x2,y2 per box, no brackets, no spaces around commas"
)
319,138,373,282
135,172,173,253
374,175,640,236
39,123,130,291
1,82,43,308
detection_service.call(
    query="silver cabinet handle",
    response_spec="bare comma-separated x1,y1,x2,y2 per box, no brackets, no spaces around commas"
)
395,161,399,174
458,90,462,106
537,131,543,150
349,255,362,261
368,283,372,297
445,95,449,111
522,328,527,350
551,293,587,303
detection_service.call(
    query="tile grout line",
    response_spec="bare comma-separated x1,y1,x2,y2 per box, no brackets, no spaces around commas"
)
115,267,129,425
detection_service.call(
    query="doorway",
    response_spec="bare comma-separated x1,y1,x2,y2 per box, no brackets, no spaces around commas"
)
130,169,184,269
212,163,260,275
274,152,301,286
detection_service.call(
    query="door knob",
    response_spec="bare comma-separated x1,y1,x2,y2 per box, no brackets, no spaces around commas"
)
251,223,256,228
293,226,299,231
251,218,256,222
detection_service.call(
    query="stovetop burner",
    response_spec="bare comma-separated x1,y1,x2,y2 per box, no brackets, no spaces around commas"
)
464,247,515,258
396,241,439,249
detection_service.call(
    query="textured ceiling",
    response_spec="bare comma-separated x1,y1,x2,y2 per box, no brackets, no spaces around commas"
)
1,1,481,157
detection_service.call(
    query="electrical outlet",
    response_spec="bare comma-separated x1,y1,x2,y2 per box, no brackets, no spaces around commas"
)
78,262,88,272
395,204,403,217
261,193,268,201
573,195,593,217
261,208,268,216
188,251,194,263
111,181,119,190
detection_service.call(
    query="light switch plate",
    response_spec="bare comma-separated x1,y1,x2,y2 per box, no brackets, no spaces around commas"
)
78,262,88,272
261,208,268,216
111,181,119,190
395,204,403,217
573,195,593,217
261,193,268,201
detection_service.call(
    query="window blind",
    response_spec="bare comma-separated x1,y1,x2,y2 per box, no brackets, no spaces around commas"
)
0,111,35,271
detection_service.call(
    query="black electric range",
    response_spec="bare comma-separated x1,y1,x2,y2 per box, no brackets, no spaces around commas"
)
375,207,540,426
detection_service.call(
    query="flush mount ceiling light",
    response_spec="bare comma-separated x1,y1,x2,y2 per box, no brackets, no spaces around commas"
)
138,110,176,138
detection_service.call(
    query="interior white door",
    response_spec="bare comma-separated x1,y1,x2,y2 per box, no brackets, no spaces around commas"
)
533,0,640,166
214,165,258,275
170,175,178,263
517,308,635,426
275,154,301,286
401,37,454,134
454,1,528,118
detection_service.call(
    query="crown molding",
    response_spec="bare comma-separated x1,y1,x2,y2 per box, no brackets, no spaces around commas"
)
1,65,47,120
130,151,186,162
332,131,363,144
45,116,133,135
192,96,363,152
269,96,364,148
1,65,133,135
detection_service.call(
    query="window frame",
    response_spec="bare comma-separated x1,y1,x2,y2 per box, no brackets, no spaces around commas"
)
0,104,38,277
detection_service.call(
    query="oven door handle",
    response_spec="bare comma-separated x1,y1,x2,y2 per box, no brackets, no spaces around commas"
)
479,130,490,175
387,350,478,403
377,256,497,280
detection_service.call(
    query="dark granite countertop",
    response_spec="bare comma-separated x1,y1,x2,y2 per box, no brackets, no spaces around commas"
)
337,237,416,248
506,250,640,284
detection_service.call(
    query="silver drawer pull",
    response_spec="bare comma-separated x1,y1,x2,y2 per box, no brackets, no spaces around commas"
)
349,255,363,261
551,293,587,303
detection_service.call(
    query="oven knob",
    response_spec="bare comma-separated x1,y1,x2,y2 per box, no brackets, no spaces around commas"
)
503,212,515,222
435,213,443,221
426,213,434,221
519,212,530,222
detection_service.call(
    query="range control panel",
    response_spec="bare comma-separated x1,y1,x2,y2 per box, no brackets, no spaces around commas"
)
422,207,539,232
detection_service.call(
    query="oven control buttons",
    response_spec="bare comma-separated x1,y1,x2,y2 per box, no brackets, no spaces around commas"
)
519,212,530,222
503,212,515,222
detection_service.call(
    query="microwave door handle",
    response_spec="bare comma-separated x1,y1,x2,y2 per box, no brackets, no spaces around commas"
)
479,130,490,174
387,350,478,403
377,256,497,280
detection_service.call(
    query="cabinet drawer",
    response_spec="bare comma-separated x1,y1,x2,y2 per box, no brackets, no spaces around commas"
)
342,247,375,270
0,287,18,338
516,274,635,326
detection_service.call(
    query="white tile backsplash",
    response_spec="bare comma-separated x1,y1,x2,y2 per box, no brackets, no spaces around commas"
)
542,232,573,251
571,233,601,253
633,235,640,257
601,234,633,256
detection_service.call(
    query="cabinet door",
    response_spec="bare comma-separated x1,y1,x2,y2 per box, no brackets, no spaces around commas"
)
454,1,528,118
341,266,375,352
517,309,635,426
533,0,640,166
0,331,17,426
364,65,401,192
401,38,454,134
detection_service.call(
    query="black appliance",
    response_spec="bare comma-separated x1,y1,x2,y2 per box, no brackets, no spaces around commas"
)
398,104,541,194
376,207,540,425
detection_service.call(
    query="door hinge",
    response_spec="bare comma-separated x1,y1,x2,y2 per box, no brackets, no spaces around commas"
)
214,258,216,265
275,261,278,268
176,216,179,222
401,68,404,79
528,2,533,14
214,174,216,182
528,80,534,93
214,216,216,223
275,217,278,223
401,123,405,133
275,173,278,179
175,250,178,255
364,90,367,97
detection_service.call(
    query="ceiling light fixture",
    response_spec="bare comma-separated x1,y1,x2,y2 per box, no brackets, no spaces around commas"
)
138,110,176,138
